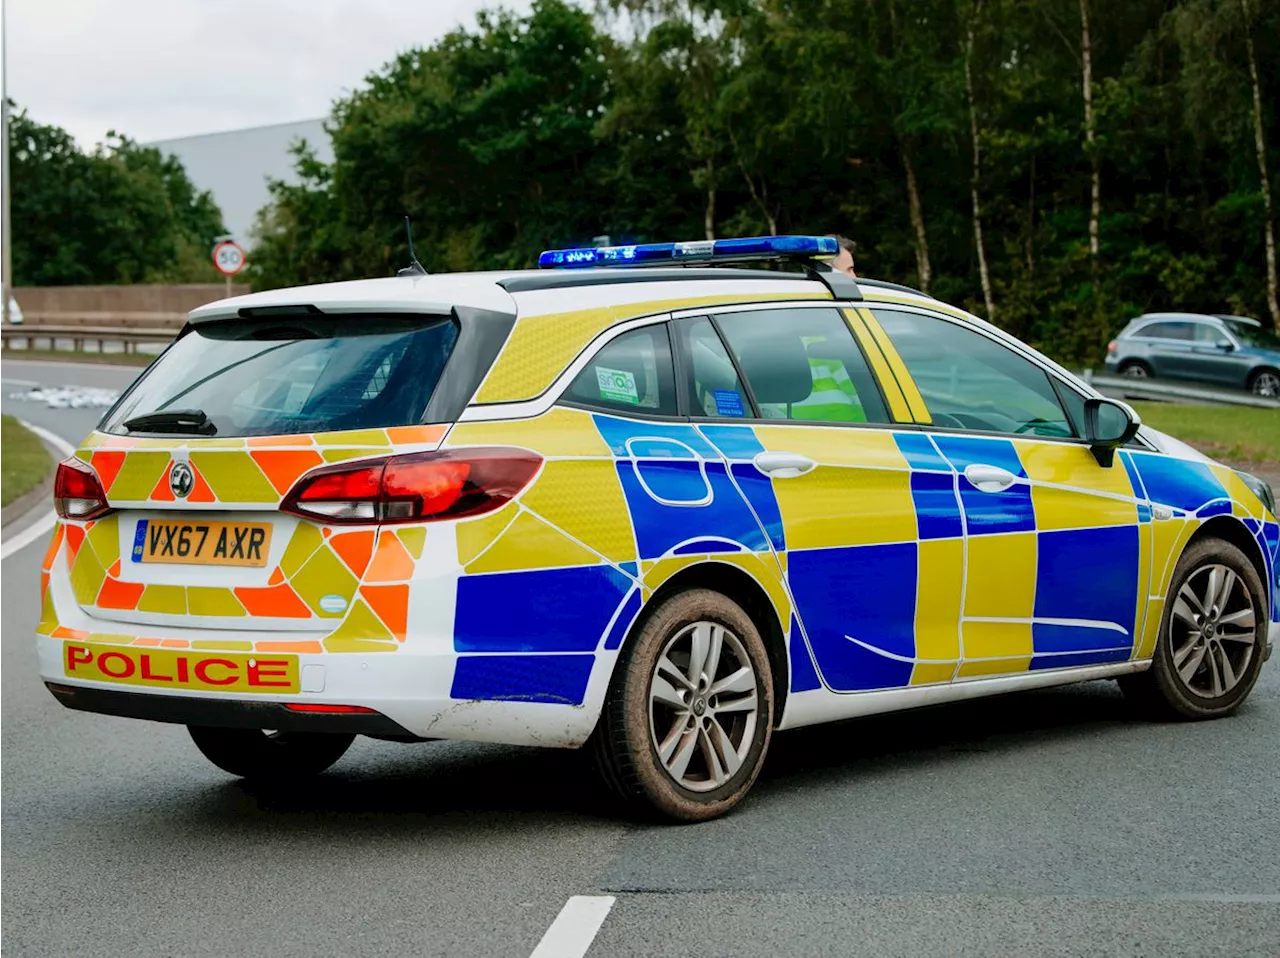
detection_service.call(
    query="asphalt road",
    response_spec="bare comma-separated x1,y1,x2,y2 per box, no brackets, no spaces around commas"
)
3,357,1279,957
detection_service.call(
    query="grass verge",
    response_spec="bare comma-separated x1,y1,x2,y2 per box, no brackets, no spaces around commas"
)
2,348,156,367
1130,402,1280,466
2,415,53,507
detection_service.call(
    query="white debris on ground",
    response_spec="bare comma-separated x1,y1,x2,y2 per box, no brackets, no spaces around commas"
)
8,385,120,409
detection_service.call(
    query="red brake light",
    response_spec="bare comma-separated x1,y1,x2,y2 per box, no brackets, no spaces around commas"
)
283,703,378,714
1107,340,1118,353
281,447,541,525
54,458,111,520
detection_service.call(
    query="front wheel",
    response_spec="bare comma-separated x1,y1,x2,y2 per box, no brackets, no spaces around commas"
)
1119,538,1266,719
188,726,355,780
592,589,774,822
1248,368,1280,398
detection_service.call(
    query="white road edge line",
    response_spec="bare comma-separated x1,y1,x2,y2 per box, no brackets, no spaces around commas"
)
1,420,77,562
529,895,616,958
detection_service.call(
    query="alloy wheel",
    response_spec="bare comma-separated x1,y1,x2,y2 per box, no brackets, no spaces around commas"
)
1251,371,1280,397
1122,364,1150,379
1169,563,1258,699
648,620,759,792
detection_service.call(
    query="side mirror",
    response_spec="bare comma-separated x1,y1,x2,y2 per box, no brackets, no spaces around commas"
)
1083,398,1140,467
1216,339,1235,351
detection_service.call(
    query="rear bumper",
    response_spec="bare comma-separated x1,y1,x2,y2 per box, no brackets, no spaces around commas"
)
45,682,417,737
37,634,609,748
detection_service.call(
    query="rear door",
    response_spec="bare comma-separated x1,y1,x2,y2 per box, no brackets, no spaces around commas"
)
1134,320,1197,379
66,314,460,643
686,304,966,693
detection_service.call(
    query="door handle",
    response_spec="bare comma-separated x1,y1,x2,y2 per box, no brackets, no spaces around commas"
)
753,451,817,479
964,463,1018,493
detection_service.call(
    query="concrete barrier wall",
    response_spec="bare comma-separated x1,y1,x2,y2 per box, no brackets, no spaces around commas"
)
11,284,251,326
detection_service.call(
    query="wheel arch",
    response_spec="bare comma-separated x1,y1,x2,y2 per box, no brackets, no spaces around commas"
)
625,560,791,724
1247,364,1280,390
1187,515,1270,605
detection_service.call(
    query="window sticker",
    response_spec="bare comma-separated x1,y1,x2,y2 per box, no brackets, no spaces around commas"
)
713,389,746,417
596,366,640,404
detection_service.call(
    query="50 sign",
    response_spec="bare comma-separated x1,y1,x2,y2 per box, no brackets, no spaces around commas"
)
212,240,246,276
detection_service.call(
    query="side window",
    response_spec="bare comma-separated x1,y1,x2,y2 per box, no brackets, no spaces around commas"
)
873,309,1077,439
1191,323,1225,344
714,307,889,424
677,317,751,418
565,325,678,416
1138,321,1193,341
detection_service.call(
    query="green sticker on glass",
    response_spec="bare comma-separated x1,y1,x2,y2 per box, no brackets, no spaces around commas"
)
596,366,639,404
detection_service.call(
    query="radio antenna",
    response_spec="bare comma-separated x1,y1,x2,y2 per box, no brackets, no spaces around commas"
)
397,215,427,277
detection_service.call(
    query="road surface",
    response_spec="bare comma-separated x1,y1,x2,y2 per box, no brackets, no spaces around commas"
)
3,357,1278,957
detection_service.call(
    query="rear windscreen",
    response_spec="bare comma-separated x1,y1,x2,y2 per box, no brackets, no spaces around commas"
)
103,315,459,437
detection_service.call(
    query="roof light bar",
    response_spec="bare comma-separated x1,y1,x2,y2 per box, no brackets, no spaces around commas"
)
538,234,839,270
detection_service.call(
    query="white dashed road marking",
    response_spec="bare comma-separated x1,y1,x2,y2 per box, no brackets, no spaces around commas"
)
529,896,616,958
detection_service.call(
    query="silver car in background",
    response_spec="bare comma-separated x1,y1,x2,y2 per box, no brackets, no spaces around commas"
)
1105,312,1280,397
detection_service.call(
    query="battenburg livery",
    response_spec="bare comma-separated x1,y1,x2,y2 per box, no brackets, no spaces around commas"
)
37,236,1278,820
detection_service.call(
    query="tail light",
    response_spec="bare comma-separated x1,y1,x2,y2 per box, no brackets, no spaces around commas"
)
54,458,111,520
281,447,542,525
1106,340,1118,354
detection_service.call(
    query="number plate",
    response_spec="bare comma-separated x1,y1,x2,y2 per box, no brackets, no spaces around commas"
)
132,519,273,567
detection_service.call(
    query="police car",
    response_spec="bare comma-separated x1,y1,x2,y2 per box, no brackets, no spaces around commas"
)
38,236,1279,821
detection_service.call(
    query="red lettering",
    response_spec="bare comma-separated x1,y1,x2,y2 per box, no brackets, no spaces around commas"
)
247,659,292,688
176,658,189,683
98,651,136,679
139,654,173,683
194,658,237,686
66,645,93,672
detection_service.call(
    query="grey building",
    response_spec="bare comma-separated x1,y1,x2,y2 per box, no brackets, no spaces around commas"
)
149,118,334,247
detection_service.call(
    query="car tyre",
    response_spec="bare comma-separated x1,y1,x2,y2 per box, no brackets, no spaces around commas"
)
1118,360,1153,379
591,588,774,822
1247,367,1280,398
188,726,355,779
1119,538,1266,720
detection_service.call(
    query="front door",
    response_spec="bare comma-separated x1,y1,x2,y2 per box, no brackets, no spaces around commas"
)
868,306,1148,677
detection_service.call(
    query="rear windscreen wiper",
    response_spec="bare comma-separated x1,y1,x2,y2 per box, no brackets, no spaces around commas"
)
122,408,217,435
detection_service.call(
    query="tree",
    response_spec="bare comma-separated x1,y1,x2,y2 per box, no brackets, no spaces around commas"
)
962,0,996,320
249,0,1280,360
8,106,226,286
1240,0,1278,326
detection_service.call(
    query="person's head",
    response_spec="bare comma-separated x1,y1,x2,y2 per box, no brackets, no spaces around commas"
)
828,235,857,277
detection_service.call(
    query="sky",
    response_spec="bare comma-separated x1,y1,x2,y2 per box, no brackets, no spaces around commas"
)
4,0,538,148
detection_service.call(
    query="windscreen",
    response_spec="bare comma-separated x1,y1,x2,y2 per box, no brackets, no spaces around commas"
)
103,315,459,438
1222,318,1280,349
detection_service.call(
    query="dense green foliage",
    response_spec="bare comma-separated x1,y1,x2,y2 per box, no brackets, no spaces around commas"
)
9,106,226,285
250,0,1279,364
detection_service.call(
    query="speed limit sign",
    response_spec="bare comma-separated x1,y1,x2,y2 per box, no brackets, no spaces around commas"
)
212,240,247,276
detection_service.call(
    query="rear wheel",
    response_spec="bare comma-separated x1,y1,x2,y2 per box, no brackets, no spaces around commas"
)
1120,538,1265,719
188,726,355,780
1248,367,1280,398
592,589,774,822
1119,360,1153,379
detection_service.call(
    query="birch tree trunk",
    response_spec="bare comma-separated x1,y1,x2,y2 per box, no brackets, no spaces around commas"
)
1241,0,1279,327
1081,0,1100,287
964,2,995,321
903,149,933,294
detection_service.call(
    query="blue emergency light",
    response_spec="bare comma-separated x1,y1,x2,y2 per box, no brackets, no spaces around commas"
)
537,234,839,269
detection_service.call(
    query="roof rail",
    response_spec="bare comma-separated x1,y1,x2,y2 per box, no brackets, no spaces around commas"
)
499,263,863,300
854,277,936,300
